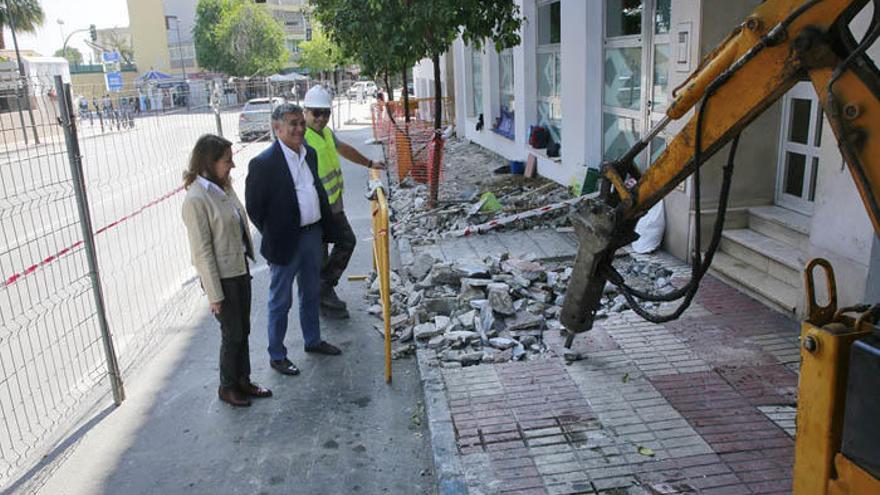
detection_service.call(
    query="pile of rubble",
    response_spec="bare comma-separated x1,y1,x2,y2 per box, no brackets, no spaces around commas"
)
385,137,577,246
366,251,677,368
390,180,574,246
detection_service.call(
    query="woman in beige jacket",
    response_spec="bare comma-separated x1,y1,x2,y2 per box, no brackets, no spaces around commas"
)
182,134,271,407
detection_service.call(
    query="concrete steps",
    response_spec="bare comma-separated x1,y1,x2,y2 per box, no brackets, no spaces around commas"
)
708,206,810,316
709,251,800,314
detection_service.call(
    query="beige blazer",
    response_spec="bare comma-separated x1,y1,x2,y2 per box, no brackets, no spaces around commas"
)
181,180,255,303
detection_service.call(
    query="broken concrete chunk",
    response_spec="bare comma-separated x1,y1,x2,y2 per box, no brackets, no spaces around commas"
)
511,343,526,361
414,322,442,340
487,283,515,315
408,253,436,281
390,314,409,330
457,309,476,329
426,335,445,349
397,326,414,342
502,258,546,282
503,312,544,332
434,315,451,332
488,337,516,350
422,296,458,315
367,304,383,316
453,261,491,279
407,290,424,307
428,263,462,286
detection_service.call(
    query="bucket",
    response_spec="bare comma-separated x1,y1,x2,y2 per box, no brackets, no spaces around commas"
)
509,160,525,175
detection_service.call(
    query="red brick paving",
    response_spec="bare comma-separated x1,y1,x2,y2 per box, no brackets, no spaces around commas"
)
444,274,801,493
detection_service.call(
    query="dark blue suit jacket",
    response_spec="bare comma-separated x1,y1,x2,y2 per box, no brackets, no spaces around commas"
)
245,140,333,265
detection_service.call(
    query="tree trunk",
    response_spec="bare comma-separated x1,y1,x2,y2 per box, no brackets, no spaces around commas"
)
332,68,339,94
0,30,5,50
383,68,393,102
401,66,410,123
429,52,443,208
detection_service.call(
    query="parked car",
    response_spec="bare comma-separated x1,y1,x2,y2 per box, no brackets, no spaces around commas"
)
347,81,377,98
238,97,284,142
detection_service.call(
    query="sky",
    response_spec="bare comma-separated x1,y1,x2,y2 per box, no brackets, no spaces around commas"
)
3,0,130,63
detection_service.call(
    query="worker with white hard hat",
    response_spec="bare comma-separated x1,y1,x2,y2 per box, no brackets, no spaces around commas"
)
302,84,386,318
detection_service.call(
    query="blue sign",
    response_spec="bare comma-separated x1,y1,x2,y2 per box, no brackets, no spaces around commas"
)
105,72,123,92
101,51,121,63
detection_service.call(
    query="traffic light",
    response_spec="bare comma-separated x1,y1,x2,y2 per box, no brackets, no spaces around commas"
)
89,24,97,42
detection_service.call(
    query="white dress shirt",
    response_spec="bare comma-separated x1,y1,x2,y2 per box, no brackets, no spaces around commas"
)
278,140,321,227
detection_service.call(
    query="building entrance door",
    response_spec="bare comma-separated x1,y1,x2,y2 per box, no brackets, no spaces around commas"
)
775,81,823,215
602,0,671,169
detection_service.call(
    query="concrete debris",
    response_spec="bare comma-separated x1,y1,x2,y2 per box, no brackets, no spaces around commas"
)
364,251,675,367
364,144,682,367
487,283,515,315
388,139,575,246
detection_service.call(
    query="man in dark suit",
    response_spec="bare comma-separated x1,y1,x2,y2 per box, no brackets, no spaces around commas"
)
245,103,342,376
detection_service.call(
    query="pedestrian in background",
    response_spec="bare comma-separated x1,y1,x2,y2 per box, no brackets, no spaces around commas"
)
182,134,272,408
245,103,343,378
302,85,386,318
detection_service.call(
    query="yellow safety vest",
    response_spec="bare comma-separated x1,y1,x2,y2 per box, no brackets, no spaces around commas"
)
305,126,343,205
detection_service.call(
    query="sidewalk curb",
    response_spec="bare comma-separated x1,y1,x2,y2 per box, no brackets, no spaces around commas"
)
416,349,469,495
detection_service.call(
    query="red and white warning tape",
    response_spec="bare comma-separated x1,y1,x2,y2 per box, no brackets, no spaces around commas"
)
2,134,269,289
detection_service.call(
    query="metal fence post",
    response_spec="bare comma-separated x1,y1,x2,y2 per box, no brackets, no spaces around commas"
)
213,81,223,137
54,75,125,405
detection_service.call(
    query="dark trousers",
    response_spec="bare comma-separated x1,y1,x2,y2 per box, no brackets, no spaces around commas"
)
215,274,252,389
321,211,356,287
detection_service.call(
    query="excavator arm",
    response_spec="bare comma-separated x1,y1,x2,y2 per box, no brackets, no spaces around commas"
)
560,0,880,335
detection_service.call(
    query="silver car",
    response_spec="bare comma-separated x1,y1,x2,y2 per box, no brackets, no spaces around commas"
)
238,97,284,142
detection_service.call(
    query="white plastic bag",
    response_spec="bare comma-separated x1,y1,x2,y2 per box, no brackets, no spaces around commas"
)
630,199,665,254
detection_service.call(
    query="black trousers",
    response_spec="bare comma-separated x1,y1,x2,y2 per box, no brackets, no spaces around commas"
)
215,274,252,389
321,211,356,287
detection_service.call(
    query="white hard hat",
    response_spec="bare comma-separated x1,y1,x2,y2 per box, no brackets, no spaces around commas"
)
303,85,332,108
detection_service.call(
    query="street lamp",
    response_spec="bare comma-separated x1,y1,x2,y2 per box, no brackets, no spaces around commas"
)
164,15,187,82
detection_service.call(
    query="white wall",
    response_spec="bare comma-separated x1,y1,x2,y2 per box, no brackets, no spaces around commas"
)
806,2,879,307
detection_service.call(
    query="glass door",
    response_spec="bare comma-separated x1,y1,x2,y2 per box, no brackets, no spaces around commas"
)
775,81,822,214
602,0,670,169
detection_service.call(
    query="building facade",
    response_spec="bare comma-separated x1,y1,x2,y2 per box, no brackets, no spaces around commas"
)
262,0,311,67
434,0,879,317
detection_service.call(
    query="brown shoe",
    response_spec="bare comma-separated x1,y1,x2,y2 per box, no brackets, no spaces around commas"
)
240,382,273,398
304,340,342,355
218,386,251,407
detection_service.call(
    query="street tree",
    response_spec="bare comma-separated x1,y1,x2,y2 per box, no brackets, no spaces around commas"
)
297,28,347,85
318,0,522,204
193,0,287,77
0,0,44,49
310,0,419,116
53,46,82,65
193,0,233,73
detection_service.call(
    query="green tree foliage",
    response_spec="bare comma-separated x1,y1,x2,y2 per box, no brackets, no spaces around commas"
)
312,0,522,205
53,46,83,65
297,28,346,75
193,0,287,77
0,0,45,49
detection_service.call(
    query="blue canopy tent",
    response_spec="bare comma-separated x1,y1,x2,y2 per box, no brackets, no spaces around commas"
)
136,70,173,83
